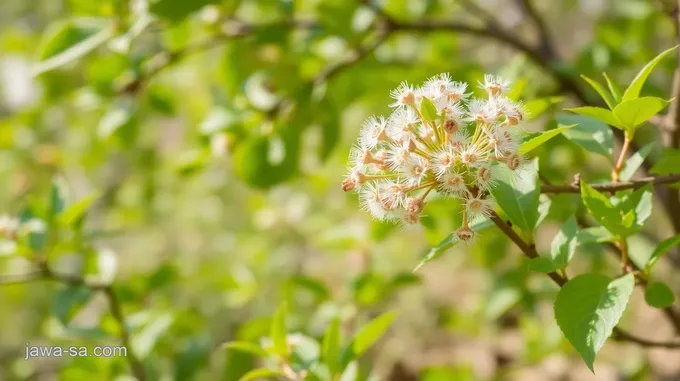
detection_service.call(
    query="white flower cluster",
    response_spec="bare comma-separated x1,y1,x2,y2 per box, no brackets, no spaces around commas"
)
342,73,527,241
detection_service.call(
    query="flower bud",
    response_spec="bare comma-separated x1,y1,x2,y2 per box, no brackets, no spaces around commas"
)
405,197,425,214
443,119,458,134
455,226,474,241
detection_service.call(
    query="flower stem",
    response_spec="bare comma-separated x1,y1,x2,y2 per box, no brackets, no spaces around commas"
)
612,133,632,183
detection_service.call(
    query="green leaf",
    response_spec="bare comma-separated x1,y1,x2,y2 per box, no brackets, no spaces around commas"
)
527,257,558,273
618,185,653,227
489,164,540,236
619,142,655,182
340,311,396,370
414,218,494,271
580,182,638,237
270,304,288,356
550,216,578,268
222,342,270,358
52,285,92,325
33,18,114,76
149,0,221,22
557,113,613,157
232,131,300,189
581,75,616,109
239,368,286,381
576,226,616,244
645,281,675,308
523,96,564,120
603,73,622,104
58,193,99,227
48,179,68,220
612,97,671,133
622,46,677,102
420,97,438,121
519,124,575,155
651,148,680,175
554,273,635,372
288,275,330,301
645,234,680,272
322,318,342,375
566,106,625,130
131,312,174,359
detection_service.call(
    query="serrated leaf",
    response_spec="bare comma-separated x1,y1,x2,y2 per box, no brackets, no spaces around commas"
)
566,106,625,130
322,318,342,375
222,342,270,358
645,234,680,272
339,311,396,370
523,96,564,120
550,216,578,268
645,281,675,308
603,73,622,104
414,219,494,271
557,113,613,157
489,164,540,236
239,368,286,381
554,273,635,372
612,97,671,133
580,182,638,237
619,142,655,181
33,19,115,76
581,75,615,109
622,46,677,102
270,304,288,356
420,97,438,121
617,185,653,228
519,124,574,155
651,148,680,175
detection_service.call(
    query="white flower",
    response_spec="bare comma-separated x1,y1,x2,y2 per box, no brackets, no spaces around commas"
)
389,81,416,108
480,74,511,97
386,108,419,143
474,164,498,191
400,154,430,187
359,116,388,149
446,81,471,102
379,181,407,211
0,215,19,236
465,194,494,221
431,146,457,178
360,183,389,220
465,98,496,124
448,131,471,151
385,141,413,170
460,143,487,167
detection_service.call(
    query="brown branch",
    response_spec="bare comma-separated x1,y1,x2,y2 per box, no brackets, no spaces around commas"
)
515,0,554,58
663,0,680,241
104,286,147,381
490,212,680,348
540,174,680,194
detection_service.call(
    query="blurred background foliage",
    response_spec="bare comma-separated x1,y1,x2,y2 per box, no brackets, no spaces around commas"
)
1,0,680,380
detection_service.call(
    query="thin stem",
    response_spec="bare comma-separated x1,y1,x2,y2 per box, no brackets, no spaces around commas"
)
540,174,680,194
612,134,632,183
104,286,147,381
618,238,630,273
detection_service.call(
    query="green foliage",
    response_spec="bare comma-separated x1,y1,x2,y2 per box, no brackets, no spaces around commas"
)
490,164,540,237
612,97,671,134
420,97,438,121
519,124,575,155
645,281,675,308
651,149,680,175
554,274,635,372
415,218,495,270
620,142,655,181
557,113,613,157
622,46,677,102
645,234,680,273
550,216,579,268
580,182,652,237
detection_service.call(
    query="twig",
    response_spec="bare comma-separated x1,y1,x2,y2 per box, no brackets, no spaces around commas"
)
489,212,680,348
540,174,680,194
104,286,147,381
663,0,680,245
612,134,633,183
0,268,146,380
515,0,554,58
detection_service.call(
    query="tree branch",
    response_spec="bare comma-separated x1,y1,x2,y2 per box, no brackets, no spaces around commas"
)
515,0,554,58
540,174,680,194
489,212,680,348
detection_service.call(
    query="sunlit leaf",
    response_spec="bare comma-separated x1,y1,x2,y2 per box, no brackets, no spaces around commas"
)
554,273,634,372
619,142,655,181
519,124,575,155
612,97,671,134
566,106,625,130
550,216,578,268
645,234,680,272
581,75,615,109
557,113,613,157
622,46,677,101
